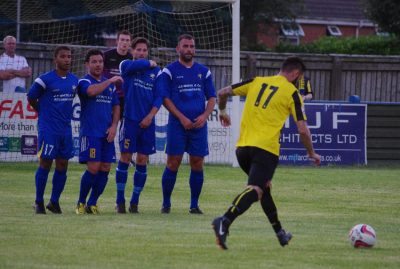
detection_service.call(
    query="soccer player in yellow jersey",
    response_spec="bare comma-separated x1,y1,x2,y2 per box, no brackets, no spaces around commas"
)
295,74,313,101
212,56,321,250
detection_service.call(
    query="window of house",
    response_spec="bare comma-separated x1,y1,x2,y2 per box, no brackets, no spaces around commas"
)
280,23,305,37
279,22,304,45
327,25,342,36
375,27,390,37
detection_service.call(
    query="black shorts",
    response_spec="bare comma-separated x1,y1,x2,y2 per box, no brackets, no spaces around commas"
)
236,146,279,190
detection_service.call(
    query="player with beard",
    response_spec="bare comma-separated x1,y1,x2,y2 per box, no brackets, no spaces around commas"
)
114,37,162,213
75,49,121,214
211,56,321,250
157,34,216,214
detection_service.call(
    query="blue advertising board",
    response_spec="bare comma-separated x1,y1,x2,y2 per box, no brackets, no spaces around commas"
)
280,103,367,165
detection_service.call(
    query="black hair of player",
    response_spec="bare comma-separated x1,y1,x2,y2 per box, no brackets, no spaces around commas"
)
281,56,306,73
117,30,132,40
132,37,150,49
54,46,71,58
84,49,104,63
178,34,194,43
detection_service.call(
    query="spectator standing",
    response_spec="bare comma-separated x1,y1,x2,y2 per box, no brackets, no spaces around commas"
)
295,74,313,101
0,35,32,93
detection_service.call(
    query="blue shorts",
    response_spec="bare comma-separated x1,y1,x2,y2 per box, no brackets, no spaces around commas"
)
119,118,156,155
166,120,209,157
79,136,116,163
37,131,74,160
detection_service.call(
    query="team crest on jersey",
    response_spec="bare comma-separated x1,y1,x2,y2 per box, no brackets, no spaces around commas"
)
198,73,202,79
150,73,156,80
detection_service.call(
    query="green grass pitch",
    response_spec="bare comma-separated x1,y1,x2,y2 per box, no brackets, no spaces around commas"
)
1,163,399,269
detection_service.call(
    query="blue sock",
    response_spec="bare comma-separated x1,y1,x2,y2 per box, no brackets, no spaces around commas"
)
35,167,50,203
189,170,204,209
78,170,96,204
115,161,129,204
50,169,67,204
161,167,177,208
130,164,147,205
87,171,109,206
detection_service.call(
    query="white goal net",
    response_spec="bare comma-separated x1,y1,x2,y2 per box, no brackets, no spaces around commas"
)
0,0,236,164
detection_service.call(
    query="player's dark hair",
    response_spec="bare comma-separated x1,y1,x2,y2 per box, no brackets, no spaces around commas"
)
132,37,149,49
281,56,306,73
178,34,194,43
117,30,132,40
84,49,104,63
54,46,71,58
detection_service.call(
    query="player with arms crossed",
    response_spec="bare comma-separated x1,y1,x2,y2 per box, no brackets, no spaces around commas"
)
115,37,162,213
0,35,32,93
27,46,78,214
158,34,216,214
75,49,121,214
212,56,321,249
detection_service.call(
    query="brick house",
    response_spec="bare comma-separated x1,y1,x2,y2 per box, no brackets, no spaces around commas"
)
258,0,378,48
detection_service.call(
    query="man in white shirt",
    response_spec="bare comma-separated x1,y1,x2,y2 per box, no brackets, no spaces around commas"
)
0,35,32,93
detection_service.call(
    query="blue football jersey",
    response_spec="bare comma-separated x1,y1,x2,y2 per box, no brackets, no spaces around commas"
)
119,59,162,121
27,70,78,134
78,74,119,137
158,61,216,122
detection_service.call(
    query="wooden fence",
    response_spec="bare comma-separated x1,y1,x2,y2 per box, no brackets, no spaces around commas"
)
243,52,400,102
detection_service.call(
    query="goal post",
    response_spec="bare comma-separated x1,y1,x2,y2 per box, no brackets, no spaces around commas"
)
154,0,240,80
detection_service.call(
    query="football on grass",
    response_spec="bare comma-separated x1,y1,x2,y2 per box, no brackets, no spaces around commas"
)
348,224,376,248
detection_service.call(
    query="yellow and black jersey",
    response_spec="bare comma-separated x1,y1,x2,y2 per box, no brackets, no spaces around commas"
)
232,75,307,156
295,75,313,96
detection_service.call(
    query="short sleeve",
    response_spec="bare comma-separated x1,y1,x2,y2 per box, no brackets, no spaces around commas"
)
27,77,46,99
157,68,173,99
204,69,216,99
111,85,120,106
290,91,307,122
232,78,254,96
77,79,91,96
152,68,163,109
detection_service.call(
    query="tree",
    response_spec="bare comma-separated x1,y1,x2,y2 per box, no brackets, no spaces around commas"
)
364,0,400,37
241,0,302,50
